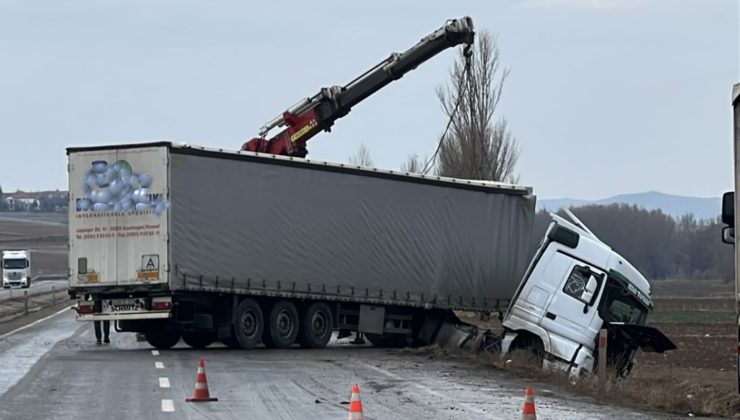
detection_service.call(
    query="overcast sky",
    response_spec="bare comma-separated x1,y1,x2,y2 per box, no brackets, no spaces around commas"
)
0,0,737,199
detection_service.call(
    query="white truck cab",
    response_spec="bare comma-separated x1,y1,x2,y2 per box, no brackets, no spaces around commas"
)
502,213,674,376
2,250,31,289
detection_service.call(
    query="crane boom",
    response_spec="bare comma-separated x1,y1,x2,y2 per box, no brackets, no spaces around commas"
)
242,16,475,157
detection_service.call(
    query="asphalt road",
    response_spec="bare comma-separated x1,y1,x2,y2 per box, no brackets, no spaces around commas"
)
0,311,673,420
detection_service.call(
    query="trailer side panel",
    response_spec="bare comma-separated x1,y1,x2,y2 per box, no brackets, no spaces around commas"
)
169,149,535,311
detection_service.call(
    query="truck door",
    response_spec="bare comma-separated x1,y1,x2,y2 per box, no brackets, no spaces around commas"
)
538,252,605,358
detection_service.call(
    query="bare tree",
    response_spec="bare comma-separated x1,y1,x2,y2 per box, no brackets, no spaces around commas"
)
435,31,519,182
400,154,425,173
349,143,374,167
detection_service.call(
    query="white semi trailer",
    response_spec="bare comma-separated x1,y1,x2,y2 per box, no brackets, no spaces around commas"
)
67,142,674,376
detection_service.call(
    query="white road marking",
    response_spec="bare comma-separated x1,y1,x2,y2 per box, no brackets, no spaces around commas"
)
151,350,160,356
0,305,72,341
159,377,170,388
161,399,175,412
155,361,164,369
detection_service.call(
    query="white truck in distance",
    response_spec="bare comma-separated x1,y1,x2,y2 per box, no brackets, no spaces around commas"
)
3,249,31,289
67,142,674,378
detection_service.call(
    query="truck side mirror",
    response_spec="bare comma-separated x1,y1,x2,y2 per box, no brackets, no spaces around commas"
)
722,191,734,227
581,275,599,312
723,226,735,245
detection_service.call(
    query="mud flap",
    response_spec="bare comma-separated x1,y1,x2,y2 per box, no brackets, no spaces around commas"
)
434,322,482,351
432,320,501,353
609,323,676,353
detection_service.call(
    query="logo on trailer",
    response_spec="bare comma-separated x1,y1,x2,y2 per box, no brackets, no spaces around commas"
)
76,159,170,216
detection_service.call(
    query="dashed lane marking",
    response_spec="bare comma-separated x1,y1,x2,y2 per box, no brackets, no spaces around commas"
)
155,361,165,369
151,350,160,356
161,399,175,412
159,377,170,388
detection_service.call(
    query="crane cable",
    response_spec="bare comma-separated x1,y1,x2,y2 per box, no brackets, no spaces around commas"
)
421,46,474,175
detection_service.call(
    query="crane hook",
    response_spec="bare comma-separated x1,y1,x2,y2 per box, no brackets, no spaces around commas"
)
463,44,473,59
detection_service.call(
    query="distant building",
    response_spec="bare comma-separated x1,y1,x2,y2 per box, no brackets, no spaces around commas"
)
2,190,68,212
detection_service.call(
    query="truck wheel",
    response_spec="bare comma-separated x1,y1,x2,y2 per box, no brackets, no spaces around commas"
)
298,302,333,348
182,332,216,349
263,300,299,349
234,298,264,349
145,323,181,349
511,334,544,368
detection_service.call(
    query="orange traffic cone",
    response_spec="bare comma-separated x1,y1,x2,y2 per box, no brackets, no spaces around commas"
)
521,385,537,420
348,384,365,420
186,358,218,402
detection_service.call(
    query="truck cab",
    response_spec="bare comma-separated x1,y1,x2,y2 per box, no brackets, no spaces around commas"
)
502,214,674,376
2,249,31,289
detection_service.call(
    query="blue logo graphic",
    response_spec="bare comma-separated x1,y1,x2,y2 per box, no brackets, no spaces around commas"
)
77,160,170,215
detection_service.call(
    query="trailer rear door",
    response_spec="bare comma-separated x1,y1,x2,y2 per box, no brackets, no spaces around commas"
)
68,145,170,288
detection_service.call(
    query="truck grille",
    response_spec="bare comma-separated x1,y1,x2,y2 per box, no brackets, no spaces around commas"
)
6,272,22,280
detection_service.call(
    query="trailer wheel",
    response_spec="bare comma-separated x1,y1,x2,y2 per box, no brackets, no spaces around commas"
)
263,300,299,349
182,332,216,349
145,322,181,349
298,302,333,348
234,298,264,349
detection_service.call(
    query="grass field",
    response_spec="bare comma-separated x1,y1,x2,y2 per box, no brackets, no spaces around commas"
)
649,308,734,323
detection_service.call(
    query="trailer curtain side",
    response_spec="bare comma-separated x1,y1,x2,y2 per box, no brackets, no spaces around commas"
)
169,148,535,312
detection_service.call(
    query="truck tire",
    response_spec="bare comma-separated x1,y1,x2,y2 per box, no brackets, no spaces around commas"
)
298,302,333,348
234,298,264,349
145,323,181,349
182,332,216,349
511,334,544,368
263,300,299,349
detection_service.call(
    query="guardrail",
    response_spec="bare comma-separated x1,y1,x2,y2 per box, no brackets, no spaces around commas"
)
0,279,68,322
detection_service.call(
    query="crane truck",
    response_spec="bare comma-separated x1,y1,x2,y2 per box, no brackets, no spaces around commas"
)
67,16,674,377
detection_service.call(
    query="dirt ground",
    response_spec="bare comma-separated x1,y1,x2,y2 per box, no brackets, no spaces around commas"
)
457,280,740,417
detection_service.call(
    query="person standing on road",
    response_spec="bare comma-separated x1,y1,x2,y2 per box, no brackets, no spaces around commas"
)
94,320,110,345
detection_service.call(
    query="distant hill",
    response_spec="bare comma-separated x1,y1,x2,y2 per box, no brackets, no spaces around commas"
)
537,191,721,220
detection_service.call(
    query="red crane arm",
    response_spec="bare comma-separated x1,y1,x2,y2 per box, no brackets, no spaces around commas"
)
242,16,475,158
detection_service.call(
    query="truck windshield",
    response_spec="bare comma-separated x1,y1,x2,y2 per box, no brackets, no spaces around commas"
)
599,278,648,325
3,259,27,270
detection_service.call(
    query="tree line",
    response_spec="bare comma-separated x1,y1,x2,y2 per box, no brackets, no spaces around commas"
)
532,204,733,282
